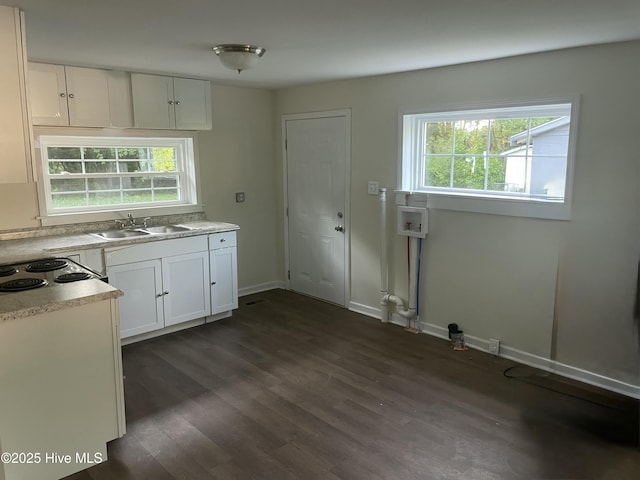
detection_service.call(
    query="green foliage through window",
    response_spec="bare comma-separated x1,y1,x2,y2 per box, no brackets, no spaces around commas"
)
402,102,573,204
39,136,192,212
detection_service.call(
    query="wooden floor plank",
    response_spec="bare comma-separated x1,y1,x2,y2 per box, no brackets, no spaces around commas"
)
63,289,639,479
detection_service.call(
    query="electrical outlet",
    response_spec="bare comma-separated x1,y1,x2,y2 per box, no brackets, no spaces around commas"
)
367,181,379,195
488,338,500,355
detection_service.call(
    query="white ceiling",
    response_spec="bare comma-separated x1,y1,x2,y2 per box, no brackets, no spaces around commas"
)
3,0,640,89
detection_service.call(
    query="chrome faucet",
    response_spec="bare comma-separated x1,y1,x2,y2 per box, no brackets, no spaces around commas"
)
117,213,152,229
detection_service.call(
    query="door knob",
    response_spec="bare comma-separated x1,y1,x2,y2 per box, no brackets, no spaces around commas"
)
335,225,344,232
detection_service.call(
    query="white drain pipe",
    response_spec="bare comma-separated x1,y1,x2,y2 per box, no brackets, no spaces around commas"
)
379,188,417,325
380,188,390,322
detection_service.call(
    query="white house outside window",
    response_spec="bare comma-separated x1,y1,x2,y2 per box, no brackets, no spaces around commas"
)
38,135,197,215
400,98,579,220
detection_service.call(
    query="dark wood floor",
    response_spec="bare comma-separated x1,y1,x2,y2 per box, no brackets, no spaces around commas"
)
67,289,639,479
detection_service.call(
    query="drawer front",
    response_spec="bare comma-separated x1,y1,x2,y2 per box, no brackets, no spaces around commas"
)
105,235,208,266
209,231,237,250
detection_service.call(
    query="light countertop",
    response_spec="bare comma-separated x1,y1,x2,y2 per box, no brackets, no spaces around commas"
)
0,221,239,265
0,279,123,322
0,220,239,321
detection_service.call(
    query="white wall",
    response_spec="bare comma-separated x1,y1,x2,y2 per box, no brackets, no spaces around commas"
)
198,85,281,293
275,41,640,390
0,83,281,297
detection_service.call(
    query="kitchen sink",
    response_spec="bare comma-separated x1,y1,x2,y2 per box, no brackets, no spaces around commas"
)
142,225,193,234
93,229,151,239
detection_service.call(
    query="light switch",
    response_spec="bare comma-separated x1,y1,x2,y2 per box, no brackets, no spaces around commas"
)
235,192,245,203
367,181,379,195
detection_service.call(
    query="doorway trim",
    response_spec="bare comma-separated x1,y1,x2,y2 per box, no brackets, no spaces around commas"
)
281,109,351,307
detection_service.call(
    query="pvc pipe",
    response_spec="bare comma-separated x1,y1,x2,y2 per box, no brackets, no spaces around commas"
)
407,236,419,312
380,188,388,294
379,188,421,328
379,188,389,322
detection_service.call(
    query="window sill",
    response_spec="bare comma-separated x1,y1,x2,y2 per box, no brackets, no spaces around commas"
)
395,190,571,221
38,204,204,227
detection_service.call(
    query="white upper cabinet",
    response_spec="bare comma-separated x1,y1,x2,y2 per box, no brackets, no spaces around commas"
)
173,77,212,130
0,6,30,184
28,63,68,125
28,63,133,128
131,73,211,130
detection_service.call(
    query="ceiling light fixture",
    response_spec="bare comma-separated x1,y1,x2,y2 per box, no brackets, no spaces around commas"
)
212,44,266,74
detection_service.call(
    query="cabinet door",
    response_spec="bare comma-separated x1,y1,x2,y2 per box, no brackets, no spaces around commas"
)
173,77,211,130
28,62,69,126
131,73,175,129
210,247,238,314
0,6,29,183
108,259,164,338
65,66,111,127
162,251,211,326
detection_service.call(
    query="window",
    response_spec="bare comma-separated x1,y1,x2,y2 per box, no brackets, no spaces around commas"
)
400,98,579,219
38,135,197,215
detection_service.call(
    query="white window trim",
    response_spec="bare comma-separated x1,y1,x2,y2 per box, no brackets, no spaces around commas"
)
398,96,580,220
33,127,202,226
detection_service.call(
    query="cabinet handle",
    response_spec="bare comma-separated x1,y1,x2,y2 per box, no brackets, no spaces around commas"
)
59,93,66,98
163,291,169,295
175,100,181,105
156,293,163,298
168,100,174,105
68,93,75,99
220,238,226,243
211,281,216,285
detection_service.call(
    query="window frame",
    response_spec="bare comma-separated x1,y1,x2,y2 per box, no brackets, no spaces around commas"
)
34,128,201,224
399,96,580,220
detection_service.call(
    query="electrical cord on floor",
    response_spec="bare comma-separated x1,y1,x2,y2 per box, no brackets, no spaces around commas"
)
502,365,625,410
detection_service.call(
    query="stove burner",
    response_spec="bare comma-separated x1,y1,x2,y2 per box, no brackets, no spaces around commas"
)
55,272,91,283
0,278,48,292
0,266,17,277
26,259,68,273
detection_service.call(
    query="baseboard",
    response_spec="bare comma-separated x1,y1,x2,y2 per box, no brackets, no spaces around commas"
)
348,301,382,319
238,281,285,297
322,297,638,399
418,321,640,399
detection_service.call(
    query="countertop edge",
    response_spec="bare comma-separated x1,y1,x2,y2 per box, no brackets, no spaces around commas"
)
0,281,123,322
0,222,240,265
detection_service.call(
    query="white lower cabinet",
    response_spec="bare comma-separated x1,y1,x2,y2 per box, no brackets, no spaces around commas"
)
108,259,164,338
209,231,238,315
105,236,211,339
105,233,238,341
162,251,210,326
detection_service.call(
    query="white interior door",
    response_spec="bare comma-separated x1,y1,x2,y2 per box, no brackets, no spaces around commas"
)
286,113,349,306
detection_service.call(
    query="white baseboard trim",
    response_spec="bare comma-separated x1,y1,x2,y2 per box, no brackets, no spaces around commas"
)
418,321,640,399
238,281,285,297
348,301,382,319
313,297,638,399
